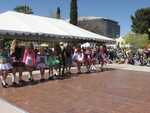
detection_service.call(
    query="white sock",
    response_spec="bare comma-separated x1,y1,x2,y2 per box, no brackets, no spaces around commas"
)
12,74,16,83
0,76,6,85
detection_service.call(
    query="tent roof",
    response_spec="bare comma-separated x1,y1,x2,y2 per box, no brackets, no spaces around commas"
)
0,11,114,42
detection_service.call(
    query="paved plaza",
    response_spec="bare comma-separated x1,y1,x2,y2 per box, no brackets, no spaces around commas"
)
0,64,150,113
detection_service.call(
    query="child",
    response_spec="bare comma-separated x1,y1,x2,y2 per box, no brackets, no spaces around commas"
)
10,39,25,86
0,39,13,88
84,47,92,73
36,47,47,82
47,49,60,80
22,43,36,82
65,45,73,74
90,48,97,72
98,45,108,71
73,48,84,74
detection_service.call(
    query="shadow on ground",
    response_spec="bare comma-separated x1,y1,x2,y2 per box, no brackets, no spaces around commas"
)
3,68,116,88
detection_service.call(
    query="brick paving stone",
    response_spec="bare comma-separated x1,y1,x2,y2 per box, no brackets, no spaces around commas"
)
0,69,150,113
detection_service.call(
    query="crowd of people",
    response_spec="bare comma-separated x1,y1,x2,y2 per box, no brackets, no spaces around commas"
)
0,39,109,88
108,47,150,66
1,38,150,88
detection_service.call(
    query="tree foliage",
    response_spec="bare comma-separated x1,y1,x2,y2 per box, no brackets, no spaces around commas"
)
56,7,61,19
51,7,61,19
124,32,149,48
2,38,12,49
70,0,78,25
131,7,150,39
14,5,33,14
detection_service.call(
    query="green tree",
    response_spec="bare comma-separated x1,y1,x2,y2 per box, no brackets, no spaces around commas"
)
56,7,61,19
14,5,33,14
124,32,149,48
50,7,61,19
70,0,78,25
131,7,150,40
3,39,12,49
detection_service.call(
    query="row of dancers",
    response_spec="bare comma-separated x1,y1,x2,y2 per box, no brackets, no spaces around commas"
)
0,39,108,88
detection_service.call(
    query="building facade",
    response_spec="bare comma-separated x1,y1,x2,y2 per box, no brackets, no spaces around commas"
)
78,16,120,38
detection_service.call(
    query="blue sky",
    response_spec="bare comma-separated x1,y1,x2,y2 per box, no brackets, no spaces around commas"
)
0,0,150,36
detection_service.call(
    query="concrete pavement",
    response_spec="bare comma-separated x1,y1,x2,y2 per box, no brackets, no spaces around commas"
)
107,63,150,72
0,98,28,113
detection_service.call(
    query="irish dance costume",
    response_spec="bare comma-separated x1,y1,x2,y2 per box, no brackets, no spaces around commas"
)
0,51,13,70
36,54,47,69
0,50,13,88
47,55,60,68
22,48,36,67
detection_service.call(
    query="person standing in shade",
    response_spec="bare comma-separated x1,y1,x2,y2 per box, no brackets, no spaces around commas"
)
10,39,25,86
73,48,84,74
36,47,47,82
60,42,66,76
22,43,36,82
84,47,92,73
54,43,62,77
0,39,13,88
47,49,60,80
65,44,73,74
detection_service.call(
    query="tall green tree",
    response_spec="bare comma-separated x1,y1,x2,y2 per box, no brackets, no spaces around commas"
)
56,7,61,19
14,5,33,14
124,32,149,48
50,7,61,19
131,7,150,40
70,0,78,25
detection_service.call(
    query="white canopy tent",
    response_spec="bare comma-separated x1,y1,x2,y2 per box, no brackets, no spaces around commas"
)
0,11,115,43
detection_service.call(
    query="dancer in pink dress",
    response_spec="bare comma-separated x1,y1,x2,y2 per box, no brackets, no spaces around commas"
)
23,43,36,81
